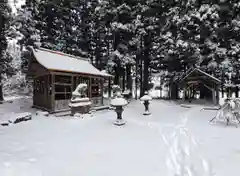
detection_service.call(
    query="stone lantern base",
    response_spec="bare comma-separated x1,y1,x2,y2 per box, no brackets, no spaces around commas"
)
143,111,151,115
113,119,126,126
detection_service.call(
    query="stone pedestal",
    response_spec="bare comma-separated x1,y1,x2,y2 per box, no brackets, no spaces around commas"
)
113,119,126,126
112,106,127,126
69,98,91,116
143,100,151,115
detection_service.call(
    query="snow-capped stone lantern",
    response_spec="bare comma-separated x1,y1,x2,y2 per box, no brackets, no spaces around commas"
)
69,83,91,116
122,89,131,103
112,85,121,98
110,92,128,126
140,91,152,115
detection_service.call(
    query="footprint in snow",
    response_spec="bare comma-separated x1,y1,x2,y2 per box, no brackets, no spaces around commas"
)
3,162,11,167
27,158,37,163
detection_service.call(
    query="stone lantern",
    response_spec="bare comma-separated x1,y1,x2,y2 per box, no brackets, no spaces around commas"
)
110,92,128,126
69,83,91,116
140,91,152,115
112,85,121,98
122,89,131,103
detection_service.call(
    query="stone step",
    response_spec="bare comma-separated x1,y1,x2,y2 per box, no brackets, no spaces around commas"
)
52,105,110,117
54,111,71,117
202,106,221,111
92,106,109,111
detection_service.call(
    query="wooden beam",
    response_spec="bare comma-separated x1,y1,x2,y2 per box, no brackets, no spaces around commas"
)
50,70,108,79
32,105,52,113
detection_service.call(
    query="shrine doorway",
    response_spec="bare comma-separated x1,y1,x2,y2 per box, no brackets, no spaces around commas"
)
178,68,221,105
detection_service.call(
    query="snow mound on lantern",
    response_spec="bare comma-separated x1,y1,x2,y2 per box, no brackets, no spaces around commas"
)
140,95,152,101
110,97,128,106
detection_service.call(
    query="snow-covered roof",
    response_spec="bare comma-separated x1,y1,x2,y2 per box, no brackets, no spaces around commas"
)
31,47,111,77
179,68,221,84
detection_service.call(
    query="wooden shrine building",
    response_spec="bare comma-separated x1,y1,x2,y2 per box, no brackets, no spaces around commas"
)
178,68,221,105
27,47,111,113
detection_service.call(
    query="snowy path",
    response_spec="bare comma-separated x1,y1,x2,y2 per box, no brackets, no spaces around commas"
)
0,106,168,176
0,100,240,175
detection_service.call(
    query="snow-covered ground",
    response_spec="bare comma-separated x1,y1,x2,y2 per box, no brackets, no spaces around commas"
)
0,98,240,176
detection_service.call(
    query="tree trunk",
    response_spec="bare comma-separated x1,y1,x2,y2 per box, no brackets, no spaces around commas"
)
126,64,132,95
122,67,125,92
200,84,205,99
108,77,111,98
227,87,232,98
95,34,101,69
114,65,119,85
221,72,224,98
235,86,239,98
113,28,121,85
0,75,3,101
135,56,139,100
221,85,224,98
140,59,143,97
143,33,151,95
170,82,178,100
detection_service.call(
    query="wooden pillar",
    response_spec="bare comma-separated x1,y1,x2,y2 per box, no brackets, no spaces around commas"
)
183,87,186,101
71,76,74,92
33,79,35,106
183,83,188,100
212,83,218,105
44,75,47,108
200,83,205,99
89,77,92,98
101,78,104,105
35,77,40,107
108,76,111,98
51,74,55,112
216,85,220,105
212,88,216,105
47,74,50,109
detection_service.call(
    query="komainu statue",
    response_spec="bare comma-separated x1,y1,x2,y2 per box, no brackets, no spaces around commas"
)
71,83,88,99
69,83,91,116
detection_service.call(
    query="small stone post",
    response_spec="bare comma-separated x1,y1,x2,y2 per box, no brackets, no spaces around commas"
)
140,91,152,115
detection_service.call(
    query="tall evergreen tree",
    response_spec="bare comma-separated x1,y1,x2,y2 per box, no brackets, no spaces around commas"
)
17,0,89,57
0,1,12,100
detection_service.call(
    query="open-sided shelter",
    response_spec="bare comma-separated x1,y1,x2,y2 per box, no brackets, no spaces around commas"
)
178,68,221,105
27,47,111,113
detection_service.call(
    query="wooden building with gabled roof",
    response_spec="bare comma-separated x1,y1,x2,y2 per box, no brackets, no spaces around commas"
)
177,67,221,105
27,47,111,113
